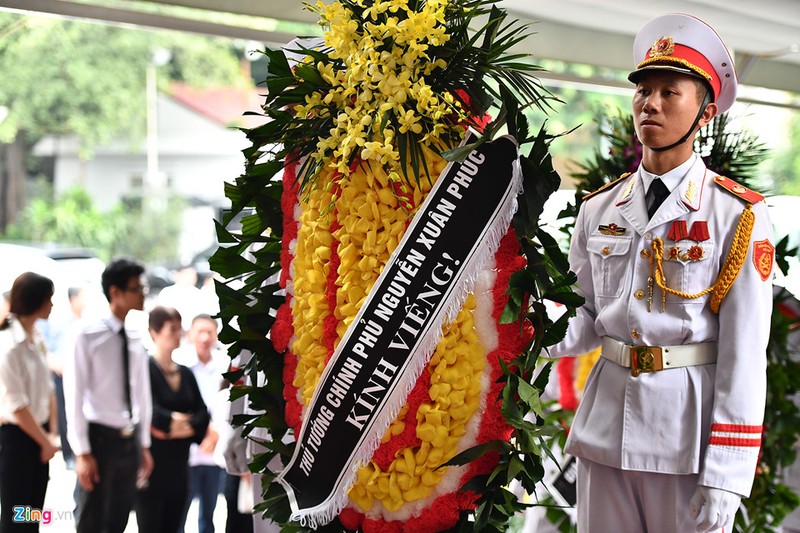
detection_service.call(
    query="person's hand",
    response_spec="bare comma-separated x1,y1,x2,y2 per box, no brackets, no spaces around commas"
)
39,438,59,464
76,453,100,491
199,425,219,454
137,448,153,489
690,485,741,532
168,414,194,439
223,426,249,475
151,427,169,440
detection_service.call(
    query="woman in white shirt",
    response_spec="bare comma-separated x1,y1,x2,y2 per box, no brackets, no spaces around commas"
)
0,272,59,532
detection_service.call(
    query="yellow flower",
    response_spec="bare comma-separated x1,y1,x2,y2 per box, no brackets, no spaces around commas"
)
301,0,459,186
397,108,423,134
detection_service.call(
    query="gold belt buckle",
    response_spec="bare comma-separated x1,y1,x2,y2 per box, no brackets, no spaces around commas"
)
630,346,663,377
120,425,135,438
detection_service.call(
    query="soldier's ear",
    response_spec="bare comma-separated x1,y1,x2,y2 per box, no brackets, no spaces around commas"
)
698,101,718,129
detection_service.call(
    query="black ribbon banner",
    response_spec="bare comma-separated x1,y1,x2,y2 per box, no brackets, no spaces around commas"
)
277,134,520,525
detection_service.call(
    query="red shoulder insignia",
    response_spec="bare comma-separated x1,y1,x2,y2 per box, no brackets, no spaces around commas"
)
714,176,765,204
582,172,632,201
752,239,774,281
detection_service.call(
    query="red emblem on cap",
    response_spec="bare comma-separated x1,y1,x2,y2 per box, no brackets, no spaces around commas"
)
649,37,675,58
752,239,774,281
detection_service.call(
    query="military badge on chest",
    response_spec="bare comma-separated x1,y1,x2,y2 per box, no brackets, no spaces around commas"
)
599,223,626,236
665,220,710,262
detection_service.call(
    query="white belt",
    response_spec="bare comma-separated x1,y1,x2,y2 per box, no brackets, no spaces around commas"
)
601,337,717,376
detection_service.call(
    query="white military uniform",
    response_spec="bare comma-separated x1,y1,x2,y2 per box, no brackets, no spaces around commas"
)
550,152,773,529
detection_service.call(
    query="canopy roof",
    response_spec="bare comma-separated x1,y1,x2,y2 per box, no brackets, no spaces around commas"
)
2,0,799,99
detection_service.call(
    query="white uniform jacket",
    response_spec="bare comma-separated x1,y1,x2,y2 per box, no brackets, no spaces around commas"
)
551,156,773,497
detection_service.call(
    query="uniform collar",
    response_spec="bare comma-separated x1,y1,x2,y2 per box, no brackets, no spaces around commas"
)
639,153,697,194
613,156,710,234
674,157,708,212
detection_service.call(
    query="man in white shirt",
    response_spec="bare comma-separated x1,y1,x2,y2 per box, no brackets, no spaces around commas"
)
64,258,154,533
176,314,228,533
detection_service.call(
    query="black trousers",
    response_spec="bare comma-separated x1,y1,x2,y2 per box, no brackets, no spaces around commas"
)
0,424,49,533
75,423,140,533
223,474,253,533
135,438,191,533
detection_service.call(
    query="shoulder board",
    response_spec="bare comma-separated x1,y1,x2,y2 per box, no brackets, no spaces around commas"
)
582,172,632,201
713,176,764,203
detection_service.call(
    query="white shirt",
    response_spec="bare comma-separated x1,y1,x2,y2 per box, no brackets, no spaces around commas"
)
0,320,53,425
175,345,228,467
63,313,152,455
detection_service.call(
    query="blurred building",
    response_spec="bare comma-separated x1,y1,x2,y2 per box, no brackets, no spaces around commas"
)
33,84,265,265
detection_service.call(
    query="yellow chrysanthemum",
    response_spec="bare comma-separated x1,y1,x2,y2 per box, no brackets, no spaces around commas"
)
290,145,487,512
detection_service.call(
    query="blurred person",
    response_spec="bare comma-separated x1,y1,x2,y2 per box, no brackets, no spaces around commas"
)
136,306,210,533
41,286,86,469
198,274,220,318
0,272,59,533
157,266,205,332
0,291,9,324
176,314,228,533
64,258,154,533
223,350,281,533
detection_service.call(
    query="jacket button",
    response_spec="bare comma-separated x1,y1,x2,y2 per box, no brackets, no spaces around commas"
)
631,329,640,339
640,249,651,259
602,246,611,256
634,290,645,300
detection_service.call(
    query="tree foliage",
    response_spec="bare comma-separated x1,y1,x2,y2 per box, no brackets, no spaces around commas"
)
0,11,247,232
2,185,185,264
769,114,800,196
0,12,245,151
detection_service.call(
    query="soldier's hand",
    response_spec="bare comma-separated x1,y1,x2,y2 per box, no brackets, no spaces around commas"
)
690,485,740,532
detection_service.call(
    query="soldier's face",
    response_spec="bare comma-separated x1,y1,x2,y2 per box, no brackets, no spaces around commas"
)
632,71,714,150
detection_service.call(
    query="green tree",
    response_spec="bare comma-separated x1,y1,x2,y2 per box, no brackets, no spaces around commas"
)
525,60,630,168
0,12,248,232
3,185,185,265
769,114,800,196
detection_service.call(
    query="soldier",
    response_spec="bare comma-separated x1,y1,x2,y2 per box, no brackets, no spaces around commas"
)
549,13,774,532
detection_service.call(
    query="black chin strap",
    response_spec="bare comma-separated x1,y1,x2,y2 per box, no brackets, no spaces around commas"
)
651,89,712,153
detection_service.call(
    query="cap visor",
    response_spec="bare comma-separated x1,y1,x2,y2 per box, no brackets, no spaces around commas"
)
628,64,708,85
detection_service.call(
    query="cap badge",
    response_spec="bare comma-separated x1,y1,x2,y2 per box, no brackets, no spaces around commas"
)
649,36,675,58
